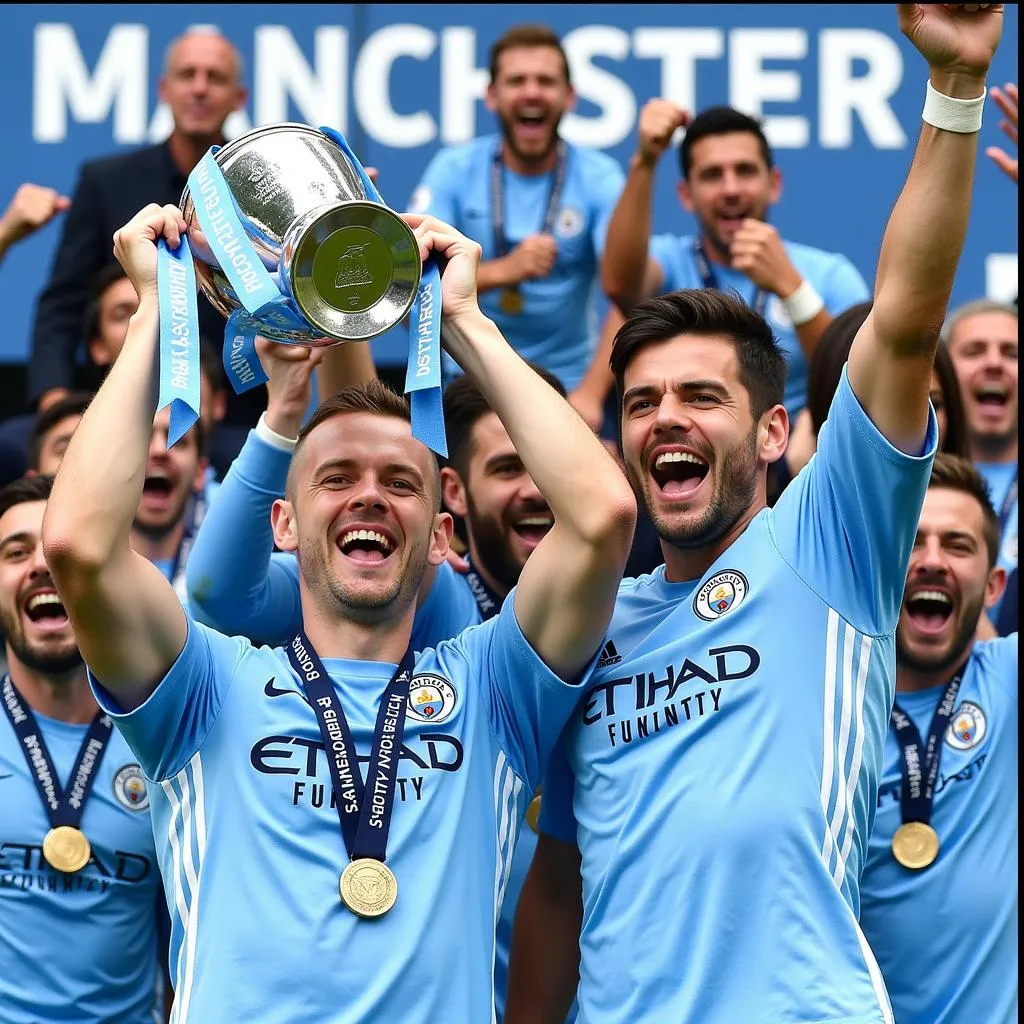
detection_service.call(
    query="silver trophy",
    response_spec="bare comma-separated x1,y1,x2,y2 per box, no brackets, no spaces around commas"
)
178,123,422,346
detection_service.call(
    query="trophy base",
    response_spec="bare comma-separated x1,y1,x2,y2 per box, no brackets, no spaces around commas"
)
280,201,422,343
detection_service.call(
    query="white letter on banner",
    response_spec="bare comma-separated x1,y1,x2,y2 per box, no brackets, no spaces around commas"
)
728,29,809,149
562,26,635,150
355,25,437,148
255,26,346,131
440,27,488,145
819,29,905,150
985,254,1019,304
633,28,723,115
34,24,147,143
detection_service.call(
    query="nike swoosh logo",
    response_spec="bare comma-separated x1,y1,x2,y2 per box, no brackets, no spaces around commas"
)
263,678,309,704
0,772,13,781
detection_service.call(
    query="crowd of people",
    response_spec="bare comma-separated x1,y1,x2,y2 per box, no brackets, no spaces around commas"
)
0,6,1017,1024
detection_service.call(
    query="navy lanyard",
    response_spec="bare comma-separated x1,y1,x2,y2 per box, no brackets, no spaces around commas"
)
490,140,569,259
997,468,1017,536
1,674,113,829
168,489,204,594
286,633,414,862
463,557,502,621
692,238,768,318
890,672,964,826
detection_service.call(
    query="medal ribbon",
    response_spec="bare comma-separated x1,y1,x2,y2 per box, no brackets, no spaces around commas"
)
692,238,767,318
890,672,964,827
997,467,1017,536
1,675,114,830
286,633,414,863
167,490,205,600
463,557,502,621
490,140,569,261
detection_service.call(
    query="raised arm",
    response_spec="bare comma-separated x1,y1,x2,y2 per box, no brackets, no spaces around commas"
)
0,183,70,267
847,4,1004,454
601,99,685,312
42,204,190,709
407,214,637,681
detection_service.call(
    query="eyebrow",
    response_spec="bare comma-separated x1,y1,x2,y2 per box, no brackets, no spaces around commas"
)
0,531,35,554
622,379,732,405
312,458,426,487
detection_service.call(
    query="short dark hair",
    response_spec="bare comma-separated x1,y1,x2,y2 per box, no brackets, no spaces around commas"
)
0,474,54,525
489,25,570,86
928,453,1001,567
443,364,566,478
610,289,787,420
807,301,971,460
288,380,440,508
679,106,774,180
82,263,130,344
27,392,93,471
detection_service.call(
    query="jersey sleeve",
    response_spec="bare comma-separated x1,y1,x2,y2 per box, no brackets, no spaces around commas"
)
649,233,682,292
439,591,596,789
411,561,482,651
185,428,303,647
536,733,579,844
88,618,246,783
406,148,462,223
588,157,627,258
771,365,938,635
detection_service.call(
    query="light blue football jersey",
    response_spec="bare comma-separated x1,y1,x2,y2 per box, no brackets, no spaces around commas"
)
649,233,870,420
89,594,591,1024
185,428,481,649
1,698,163,1024
408,135,626,391
540,367,938,1024
859,636,1018,1024
976,461,1018,624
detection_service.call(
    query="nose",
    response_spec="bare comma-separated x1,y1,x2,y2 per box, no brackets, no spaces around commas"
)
912,535,950,575
653,392,695,434
516,472,544,506
720,168,744,197
346,474,389,513
149,428,170,459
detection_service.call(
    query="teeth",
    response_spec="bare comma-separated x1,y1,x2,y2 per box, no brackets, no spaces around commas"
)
655,452,706,469
911,590,951,605
977,386,1006,399
27,593,63,612
517,516,552,527
340,529,392,552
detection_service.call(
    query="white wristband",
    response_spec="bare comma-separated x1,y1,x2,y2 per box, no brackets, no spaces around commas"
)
922,79,986,134
255,411,298,451
781,279,825,327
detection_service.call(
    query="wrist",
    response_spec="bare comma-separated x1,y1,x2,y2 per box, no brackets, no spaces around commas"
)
630,151,658,173
256,411,299,450
928,69,988,101
781,279,825,327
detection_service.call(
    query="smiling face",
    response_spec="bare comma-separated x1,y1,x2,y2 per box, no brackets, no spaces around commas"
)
443,412,552,592
134,409,206,539
898,486,1005,675
486,45,574,168
0,499,81,676
946,310,1018,459
274,412,451,625
620,335,779,552
679,132,780,260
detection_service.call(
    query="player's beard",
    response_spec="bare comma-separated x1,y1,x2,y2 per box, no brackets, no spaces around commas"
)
296,526,428,627
463,492,523,595
630,425,760,551
0,604,82,676
498,110,564,169
897,589,986,676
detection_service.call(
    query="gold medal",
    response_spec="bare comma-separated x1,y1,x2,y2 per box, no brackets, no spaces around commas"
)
498,288,524,315
891,821,940,870
525,791,542,833
339,858,398,918
42,826,92,873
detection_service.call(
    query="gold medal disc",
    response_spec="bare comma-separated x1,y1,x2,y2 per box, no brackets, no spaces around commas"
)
526,792,542,833
339,858,398,918
498,288,524,316
42,826,92,873
891,821,940,870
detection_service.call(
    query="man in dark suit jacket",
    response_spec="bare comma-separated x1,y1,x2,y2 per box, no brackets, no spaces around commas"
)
28,27,254,426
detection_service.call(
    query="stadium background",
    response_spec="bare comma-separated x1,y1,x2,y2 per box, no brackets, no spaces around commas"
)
1,2,1018,406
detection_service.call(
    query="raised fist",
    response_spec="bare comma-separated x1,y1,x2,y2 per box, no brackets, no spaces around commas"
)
636,99,691,167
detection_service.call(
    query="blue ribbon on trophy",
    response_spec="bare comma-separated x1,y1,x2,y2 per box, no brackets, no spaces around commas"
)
155,122,447,456
155,238,201,447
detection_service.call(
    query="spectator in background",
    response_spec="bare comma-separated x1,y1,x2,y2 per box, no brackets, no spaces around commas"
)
407,24,627,429
786,301,972,474
944,299,1017,635
25,391,93,478
27,28,254,428
602,101,870,425
0,474,166,1024
0,183,69,269
859,454,1017,1024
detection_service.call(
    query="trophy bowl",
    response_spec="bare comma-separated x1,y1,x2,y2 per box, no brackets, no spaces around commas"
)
179,123,422,346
